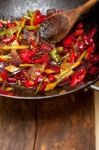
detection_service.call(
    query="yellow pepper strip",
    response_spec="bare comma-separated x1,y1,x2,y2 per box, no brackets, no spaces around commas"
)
0,77,3,82
0,45,29,51
25,25,40,30
45,70,73,91
17,18,25,40
60,63,74,69
0,55,12,61
19,64,34,67
77,51,87,63
6,87,13,91
5,65,20,73
44,69,55,74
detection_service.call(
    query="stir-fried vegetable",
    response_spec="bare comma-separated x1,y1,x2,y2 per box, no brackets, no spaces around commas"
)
0,9,98,96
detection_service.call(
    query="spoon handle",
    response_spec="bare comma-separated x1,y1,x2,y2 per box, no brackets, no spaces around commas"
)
78,0,98,15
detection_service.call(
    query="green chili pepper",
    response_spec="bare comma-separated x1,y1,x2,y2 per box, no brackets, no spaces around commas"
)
25,25,40,30
50,48,61,62
0,30,6,36
27,10,33,17
57,47,64,53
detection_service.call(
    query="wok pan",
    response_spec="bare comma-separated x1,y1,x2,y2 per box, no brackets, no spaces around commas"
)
0,0,99,99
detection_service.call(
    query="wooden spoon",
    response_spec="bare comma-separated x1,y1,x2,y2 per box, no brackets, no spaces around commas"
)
40,0,98,43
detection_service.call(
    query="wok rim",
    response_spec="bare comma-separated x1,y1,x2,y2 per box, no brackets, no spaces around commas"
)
0,76,98,100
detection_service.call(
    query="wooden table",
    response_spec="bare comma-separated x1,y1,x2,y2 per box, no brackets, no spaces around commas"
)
0,89,95,150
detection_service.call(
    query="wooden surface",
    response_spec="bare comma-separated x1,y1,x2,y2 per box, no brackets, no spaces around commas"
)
0,89,95,150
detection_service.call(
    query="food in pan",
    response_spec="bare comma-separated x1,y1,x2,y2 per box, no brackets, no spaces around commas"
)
0,9,98,96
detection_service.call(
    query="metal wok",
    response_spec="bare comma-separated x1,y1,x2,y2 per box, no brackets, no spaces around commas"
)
0,0,99,99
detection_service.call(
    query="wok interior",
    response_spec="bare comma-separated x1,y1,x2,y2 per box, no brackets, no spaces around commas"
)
0,0,99,99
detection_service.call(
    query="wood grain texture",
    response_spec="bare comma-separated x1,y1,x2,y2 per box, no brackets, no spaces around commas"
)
0,89,95,150
0,98,36,150
35,89,95,150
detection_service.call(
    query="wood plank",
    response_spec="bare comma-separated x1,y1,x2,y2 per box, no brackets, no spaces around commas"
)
0,97,36,150
35,89,95,150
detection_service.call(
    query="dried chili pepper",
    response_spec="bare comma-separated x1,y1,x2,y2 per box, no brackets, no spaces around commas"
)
70,67,87,87
0,71,8,81
24,80,34,88
34,52,50,64
48,75,56,82
6,21,16,28
69,50,77,63
63,36,73,47
86,44,95,60
0,21,3,28
87,28,97,39
2,34,16,44
41,43,52,51
20,49,38,63
73,29,84,37
40,82,47,92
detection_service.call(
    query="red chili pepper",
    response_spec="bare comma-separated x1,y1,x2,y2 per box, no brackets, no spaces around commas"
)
7,78,16,83
77,41,86,52
0,21,3,28
24,80,34,88
88,38,94,45
52,65,60,74
0,89,12,95
48,75,56,82
83,35,90,45
87,28,97,39
41,43,52,51
34,52,50,64
90,54,99,63
63,36,73,47
2,35,16,44
69,50,77,63
73,29,84,36
87,44,95,60
0,71,8,80
33,75,44,87
33,11,46,25
30,39,37,47
20,49,38,63
77,23,83,29
40,82,47,92
25,20,30,25
6,21,16,28
70,67,87,87
89,66,99,75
